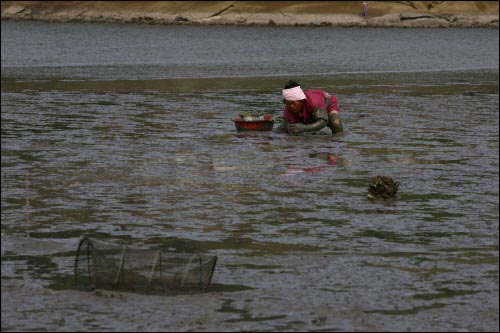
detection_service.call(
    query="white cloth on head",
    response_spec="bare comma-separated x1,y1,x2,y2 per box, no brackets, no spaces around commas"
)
282,86,306,101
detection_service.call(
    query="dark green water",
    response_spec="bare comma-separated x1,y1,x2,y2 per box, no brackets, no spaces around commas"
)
1,21,499,331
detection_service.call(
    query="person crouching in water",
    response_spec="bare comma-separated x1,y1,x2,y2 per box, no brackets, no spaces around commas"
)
278,80,343,135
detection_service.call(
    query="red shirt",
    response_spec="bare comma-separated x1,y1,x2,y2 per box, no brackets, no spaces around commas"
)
283,90,339,124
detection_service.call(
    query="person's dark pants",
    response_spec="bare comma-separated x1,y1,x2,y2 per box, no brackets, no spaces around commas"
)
328,113,343,134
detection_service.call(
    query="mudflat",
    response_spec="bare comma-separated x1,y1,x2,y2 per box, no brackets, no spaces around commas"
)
1,1,499,28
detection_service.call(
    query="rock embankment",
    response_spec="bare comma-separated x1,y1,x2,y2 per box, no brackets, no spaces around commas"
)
1,1,499,28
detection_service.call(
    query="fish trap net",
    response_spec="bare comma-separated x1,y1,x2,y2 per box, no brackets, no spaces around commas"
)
75,237,217,292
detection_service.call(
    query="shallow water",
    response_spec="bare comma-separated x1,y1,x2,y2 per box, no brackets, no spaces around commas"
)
1,21,499,331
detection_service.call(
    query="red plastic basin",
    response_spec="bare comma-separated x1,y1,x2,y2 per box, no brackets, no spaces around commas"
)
233,115,274,131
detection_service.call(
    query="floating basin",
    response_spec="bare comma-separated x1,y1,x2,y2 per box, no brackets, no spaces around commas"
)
233,115,274,131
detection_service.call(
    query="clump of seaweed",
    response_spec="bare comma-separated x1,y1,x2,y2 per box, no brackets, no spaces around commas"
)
368,176,399,199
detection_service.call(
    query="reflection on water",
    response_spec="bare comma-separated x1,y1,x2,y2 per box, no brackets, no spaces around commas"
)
1,21,499,332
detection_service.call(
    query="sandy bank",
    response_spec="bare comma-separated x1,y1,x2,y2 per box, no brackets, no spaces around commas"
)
1,1,499,28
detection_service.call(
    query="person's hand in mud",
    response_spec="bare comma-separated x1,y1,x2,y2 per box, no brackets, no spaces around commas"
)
286,119,327,135
286,123,306,135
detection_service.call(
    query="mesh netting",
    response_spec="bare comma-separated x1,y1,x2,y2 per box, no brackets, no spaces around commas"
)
75,237,217,292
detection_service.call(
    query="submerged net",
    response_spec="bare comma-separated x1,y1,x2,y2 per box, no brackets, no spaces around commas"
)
75,237,217,292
